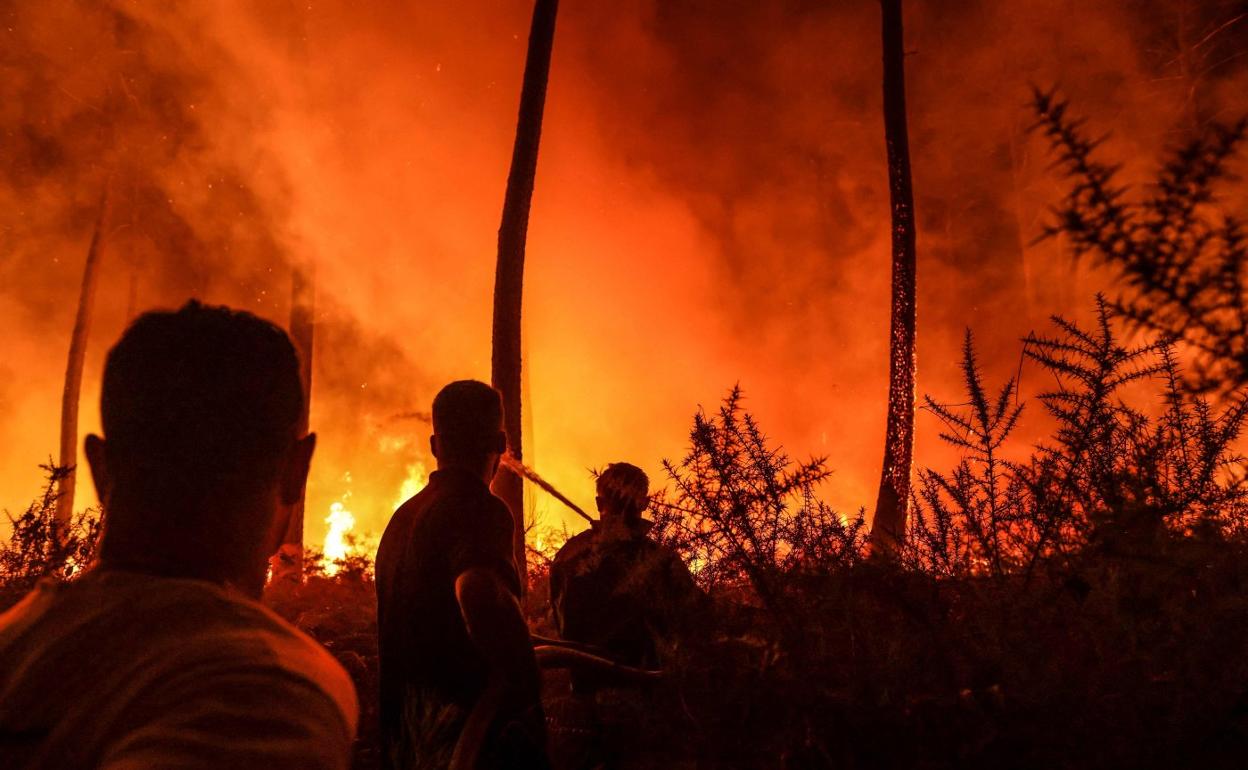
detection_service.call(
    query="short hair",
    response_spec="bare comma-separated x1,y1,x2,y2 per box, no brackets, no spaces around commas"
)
98,301,304,571
432,380,504,459
596,462,650,519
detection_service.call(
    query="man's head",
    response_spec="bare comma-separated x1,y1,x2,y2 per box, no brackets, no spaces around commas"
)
85,301,314,593
430,380,507,479
595,462,650,524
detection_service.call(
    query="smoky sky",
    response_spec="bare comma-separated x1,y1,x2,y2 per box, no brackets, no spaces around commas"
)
2,0,1245,539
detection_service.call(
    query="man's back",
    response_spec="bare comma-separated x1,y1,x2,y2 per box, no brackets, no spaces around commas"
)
0,570,357,769
375,467,520,765
550,526,697,676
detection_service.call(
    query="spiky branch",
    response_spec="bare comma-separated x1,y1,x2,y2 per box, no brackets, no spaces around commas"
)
1033,89,1248,393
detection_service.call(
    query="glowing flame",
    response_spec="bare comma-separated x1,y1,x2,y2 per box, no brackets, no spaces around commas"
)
393,462,429,510
322,500,356,576
316,463,428,576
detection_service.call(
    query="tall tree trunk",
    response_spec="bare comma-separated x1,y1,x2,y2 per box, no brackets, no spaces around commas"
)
277,261,315,579
57,188,111,529
492,0,559,585
870,0,918,556
268,0,315,583
522,322,538,527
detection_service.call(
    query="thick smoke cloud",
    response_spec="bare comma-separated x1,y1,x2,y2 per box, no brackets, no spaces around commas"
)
1,0,1245,545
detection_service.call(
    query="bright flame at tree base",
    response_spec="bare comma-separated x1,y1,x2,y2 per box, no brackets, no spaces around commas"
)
312,457,600,576
318,462,430,575
321,501,356,576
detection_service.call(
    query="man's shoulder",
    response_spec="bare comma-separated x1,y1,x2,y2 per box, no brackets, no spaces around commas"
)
424,477,514,542
377,490,428,567
157,577,360,735
0,573,358,770
234,596,359,733
552,529,597,567
5,572,358,734
562,529,597,549
180,592,358,736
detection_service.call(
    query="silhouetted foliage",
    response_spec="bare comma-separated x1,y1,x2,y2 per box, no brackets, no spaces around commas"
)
910,300,1248,579
9,340,1248,769
859,301,1248,768
0,462,101,609
649,386,867,611
1034,88,1248,393
907,331,1027,577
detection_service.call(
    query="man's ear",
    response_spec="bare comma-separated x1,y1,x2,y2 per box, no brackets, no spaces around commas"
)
430,434,440,459
279,433,317,506
493,430,508,457
84,434,110,506
595,494,606,514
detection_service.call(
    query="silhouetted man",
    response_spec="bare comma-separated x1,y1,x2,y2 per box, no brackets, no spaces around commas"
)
549,463,697,693
0,301,357,769
376,380,548,770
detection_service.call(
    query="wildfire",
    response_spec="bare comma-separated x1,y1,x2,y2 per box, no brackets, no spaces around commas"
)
318,462,429,575
322,501,356,576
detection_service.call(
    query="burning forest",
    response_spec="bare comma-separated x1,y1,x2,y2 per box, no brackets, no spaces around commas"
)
2,0,1248,768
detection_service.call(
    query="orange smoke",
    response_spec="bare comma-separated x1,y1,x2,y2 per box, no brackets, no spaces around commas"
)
1,0,1245,558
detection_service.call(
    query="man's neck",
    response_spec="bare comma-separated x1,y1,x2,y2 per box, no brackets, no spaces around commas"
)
435,460,494,487
97,543,265,599
596,515,641,541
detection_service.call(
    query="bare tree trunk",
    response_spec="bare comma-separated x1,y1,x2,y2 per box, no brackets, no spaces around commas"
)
870,0,918,556
276,260,315,579
522,322,538,528
268,0,315,583
57,188,112,529
492,0,559,585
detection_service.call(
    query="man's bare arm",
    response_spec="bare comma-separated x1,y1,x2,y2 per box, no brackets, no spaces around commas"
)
454,566,541,704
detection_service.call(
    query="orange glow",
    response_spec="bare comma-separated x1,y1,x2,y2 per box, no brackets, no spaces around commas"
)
2,0,1244,555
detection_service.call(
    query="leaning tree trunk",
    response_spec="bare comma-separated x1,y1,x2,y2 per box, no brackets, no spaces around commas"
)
870,0,918,556
492,0,559,585
56,188,112,530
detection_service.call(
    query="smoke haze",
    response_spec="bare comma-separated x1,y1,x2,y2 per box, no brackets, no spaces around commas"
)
2,0,1245,547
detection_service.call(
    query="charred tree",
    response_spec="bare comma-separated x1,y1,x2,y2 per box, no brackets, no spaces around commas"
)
56,188,111,530
870,0,918,555
492,0,559,583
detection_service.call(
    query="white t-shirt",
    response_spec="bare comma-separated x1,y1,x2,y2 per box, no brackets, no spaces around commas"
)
0,569,358,769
